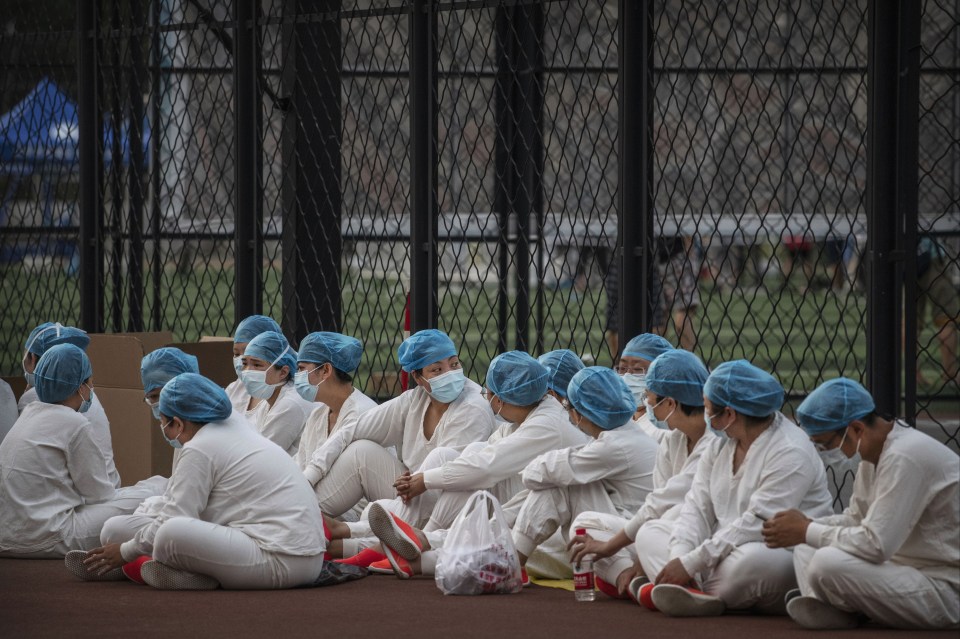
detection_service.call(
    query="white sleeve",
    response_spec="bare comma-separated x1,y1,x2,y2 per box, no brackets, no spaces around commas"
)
421,420,558,490
624,443,702,539
667,443,719,561
257,393,307,454
672,444,823,576
120,447,214,561
520,438,622,490
66,426,117,505
304,393,409,485
805,451,930,563
433,400,496,454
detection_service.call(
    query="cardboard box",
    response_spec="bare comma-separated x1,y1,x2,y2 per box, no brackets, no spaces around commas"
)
1,376,27,402
168,341,236,388
87,333,175,486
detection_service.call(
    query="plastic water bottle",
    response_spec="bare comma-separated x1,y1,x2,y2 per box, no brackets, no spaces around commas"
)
573,528,595,602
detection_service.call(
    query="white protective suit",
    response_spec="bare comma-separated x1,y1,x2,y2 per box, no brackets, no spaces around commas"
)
637,412,833,614
224,378,251,413
0,379,18,444
0,403,156,557
793,423,960,630
574,427,715,585
19,386,121,488
308,378,495,518
819,448,859,513
102,413,326,590
635,410,668,443
510,420,659,559
246,383,313,456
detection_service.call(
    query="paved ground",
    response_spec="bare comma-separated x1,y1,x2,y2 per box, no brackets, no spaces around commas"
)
2,559,954,638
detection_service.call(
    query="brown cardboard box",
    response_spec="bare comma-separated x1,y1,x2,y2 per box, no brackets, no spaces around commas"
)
1,376,27,402
87,333,174,485
168,341,236,388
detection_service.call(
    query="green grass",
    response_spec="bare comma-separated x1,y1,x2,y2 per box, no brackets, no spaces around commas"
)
0,262,952,407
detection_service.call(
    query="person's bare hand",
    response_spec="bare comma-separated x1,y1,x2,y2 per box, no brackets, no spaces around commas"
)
83,544,124,575
762,509,811,548
393,472,426,503
655,558,694,586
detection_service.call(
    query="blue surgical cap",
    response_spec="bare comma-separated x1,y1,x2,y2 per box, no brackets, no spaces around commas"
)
567,366,636,430
397,329,457,373
233,315,282,344
34,344,93,403
298,332,363,373
622,333,673,362
796,378,876,435
538,350,585,399
24,322,90,357
159,373,232,423
486,351,549,406
704,359,784,418
141,347,200,394
244,331,297,377
646,350,709,407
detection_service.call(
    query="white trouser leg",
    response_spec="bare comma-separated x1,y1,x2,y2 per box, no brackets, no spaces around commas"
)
798,545,960,630
571,511,634,585
511,483,617,559
314,440,406,517
390,446,460,528
100,513,157,546
634,518,674,579
59,485,160,553
153,517,324,590
701,542,796,614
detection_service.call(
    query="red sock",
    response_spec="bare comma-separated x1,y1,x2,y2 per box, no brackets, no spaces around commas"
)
322,520,332,561
334,547,386,567
121,555,152,585
596,576,630,600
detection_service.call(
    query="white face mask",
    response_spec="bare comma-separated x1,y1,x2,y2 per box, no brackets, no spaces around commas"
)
240,346,290,399
622,373,646,406
233,356,244,378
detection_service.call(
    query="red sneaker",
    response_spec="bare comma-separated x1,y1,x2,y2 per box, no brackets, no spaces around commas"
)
334,547,386,567
368,502,422,561
638,583,658,610
520,567,530,587
372,554,414,579
122,555,152,585
596,576,630,600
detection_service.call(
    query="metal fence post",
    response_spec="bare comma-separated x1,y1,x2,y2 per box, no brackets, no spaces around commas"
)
618,0,653,350
866,1,918,415
127,0,146,332
409,0,438,333
494,7,512,354
897,1,922,425
234,0,263,323
78,0,103,333
282,0,342,341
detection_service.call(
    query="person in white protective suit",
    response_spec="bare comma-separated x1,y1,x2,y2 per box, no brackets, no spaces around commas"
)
330,350,587,568
293,331,377,523
17,322,121,488
306,329,494,525
640,359,833,617
568,349,713,600
0,345,157,558
366,366,661,582
71,373,327,590
794,379,860,513
224,314,282,413
239,331,313,456
762,378,960,631
617,333,674,442
507,365,659,579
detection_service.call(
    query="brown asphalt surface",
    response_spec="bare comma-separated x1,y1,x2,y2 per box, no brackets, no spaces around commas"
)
1,559,954,638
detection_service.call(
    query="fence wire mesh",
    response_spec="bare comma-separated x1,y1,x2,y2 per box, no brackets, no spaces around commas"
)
1,1,957,485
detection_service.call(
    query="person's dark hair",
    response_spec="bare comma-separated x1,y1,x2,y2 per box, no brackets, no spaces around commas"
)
334,368,353,384
861,410,892,426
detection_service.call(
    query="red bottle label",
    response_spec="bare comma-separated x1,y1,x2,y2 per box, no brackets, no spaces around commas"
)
573,572,594,590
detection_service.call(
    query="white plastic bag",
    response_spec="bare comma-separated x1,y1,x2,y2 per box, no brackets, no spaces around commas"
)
435,490,523,596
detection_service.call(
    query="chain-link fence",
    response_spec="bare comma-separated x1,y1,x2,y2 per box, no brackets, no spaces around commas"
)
2,1,958,462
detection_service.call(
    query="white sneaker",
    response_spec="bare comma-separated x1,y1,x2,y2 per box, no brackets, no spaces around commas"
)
64,550,123,582
651,584,726,617
140,561,219,590
783,588,801,606
787,596,860,630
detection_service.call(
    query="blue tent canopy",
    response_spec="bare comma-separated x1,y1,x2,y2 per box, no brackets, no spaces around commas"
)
0,77,149,169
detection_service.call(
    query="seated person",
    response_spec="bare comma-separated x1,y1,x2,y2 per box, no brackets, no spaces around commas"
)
763,378,959,631
225,314,282,413
537,349,585,403
639,360,833,617
617,333,674,441
19,322,120,487
0,345,154,557
74,374,327,590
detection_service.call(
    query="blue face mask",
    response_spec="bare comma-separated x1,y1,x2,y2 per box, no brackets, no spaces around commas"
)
622,373,646,406
643,398,672,430
424,369,466,404
79,385,94,414
240,347,290,399
705,411,730,437
24,370,36,387
233,356,244,378
144,397,161,420
294,367,322,402
160,418,183,449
